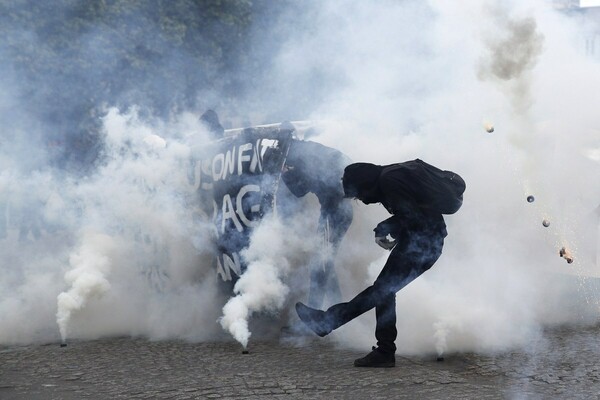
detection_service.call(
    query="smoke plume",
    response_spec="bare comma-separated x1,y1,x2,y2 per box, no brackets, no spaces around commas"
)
219,215,318,347
56,232,115,342
0,0,599,359
478,6,545,113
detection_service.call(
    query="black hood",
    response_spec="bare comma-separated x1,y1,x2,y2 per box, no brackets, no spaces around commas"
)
200,109,224,139
342,163,384,204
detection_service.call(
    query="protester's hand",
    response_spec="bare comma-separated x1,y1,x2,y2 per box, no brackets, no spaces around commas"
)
375,235,396,250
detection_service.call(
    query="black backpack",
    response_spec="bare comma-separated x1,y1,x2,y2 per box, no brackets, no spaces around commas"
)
382,159,465,215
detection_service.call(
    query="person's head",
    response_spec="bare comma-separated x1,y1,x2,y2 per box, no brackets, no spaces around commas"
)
279,121,296,131
200,109,224,139
342,162,383,203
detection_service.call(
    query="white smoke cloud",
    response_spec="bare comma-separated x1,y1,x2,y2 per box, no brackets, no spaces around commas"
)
1,0,599,359
219,215,318,348
56,232,115,342
289,0,600,355
0,107,226,345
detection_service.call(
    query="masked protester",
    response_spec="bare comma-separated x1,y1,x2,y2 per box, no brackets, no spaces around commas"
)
295,159,464,368
281,139,353,309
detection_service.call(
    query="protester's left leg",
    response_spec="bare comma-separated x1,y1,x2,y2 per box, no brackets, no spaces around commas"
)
375,293,397,354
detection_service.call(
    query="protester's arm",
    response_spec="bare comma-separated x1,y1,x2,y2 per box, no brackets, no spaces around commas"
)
373,215,403,237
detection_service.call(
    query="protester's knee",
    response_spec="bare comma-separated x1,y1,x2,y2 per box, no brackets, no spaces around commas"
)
371,278,399,298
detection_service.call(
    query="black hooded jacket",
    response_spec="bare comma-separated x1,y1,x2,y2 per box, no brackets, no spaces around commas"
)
280,140,353,244
343,162,447,239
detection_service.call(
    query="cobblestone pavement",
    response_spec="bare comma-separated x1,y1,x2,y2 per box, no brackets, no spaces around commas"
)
2,325,600,399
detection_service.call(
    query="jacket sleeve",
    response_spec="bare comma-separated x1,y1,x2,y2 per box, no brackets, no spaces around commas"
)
374,168,425,237
373,215,404,237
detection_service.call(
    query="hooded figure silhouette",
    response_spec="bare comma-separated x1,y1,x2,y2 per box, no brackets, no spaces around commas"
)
296,159,462,368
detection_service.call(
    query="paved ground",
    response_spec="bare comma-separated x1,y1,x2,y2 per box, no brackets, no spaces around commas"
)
2,324,600,399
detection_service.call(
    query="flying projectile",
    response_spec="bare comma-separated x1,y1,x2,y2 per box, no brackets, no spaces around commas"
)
559,247,573,264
